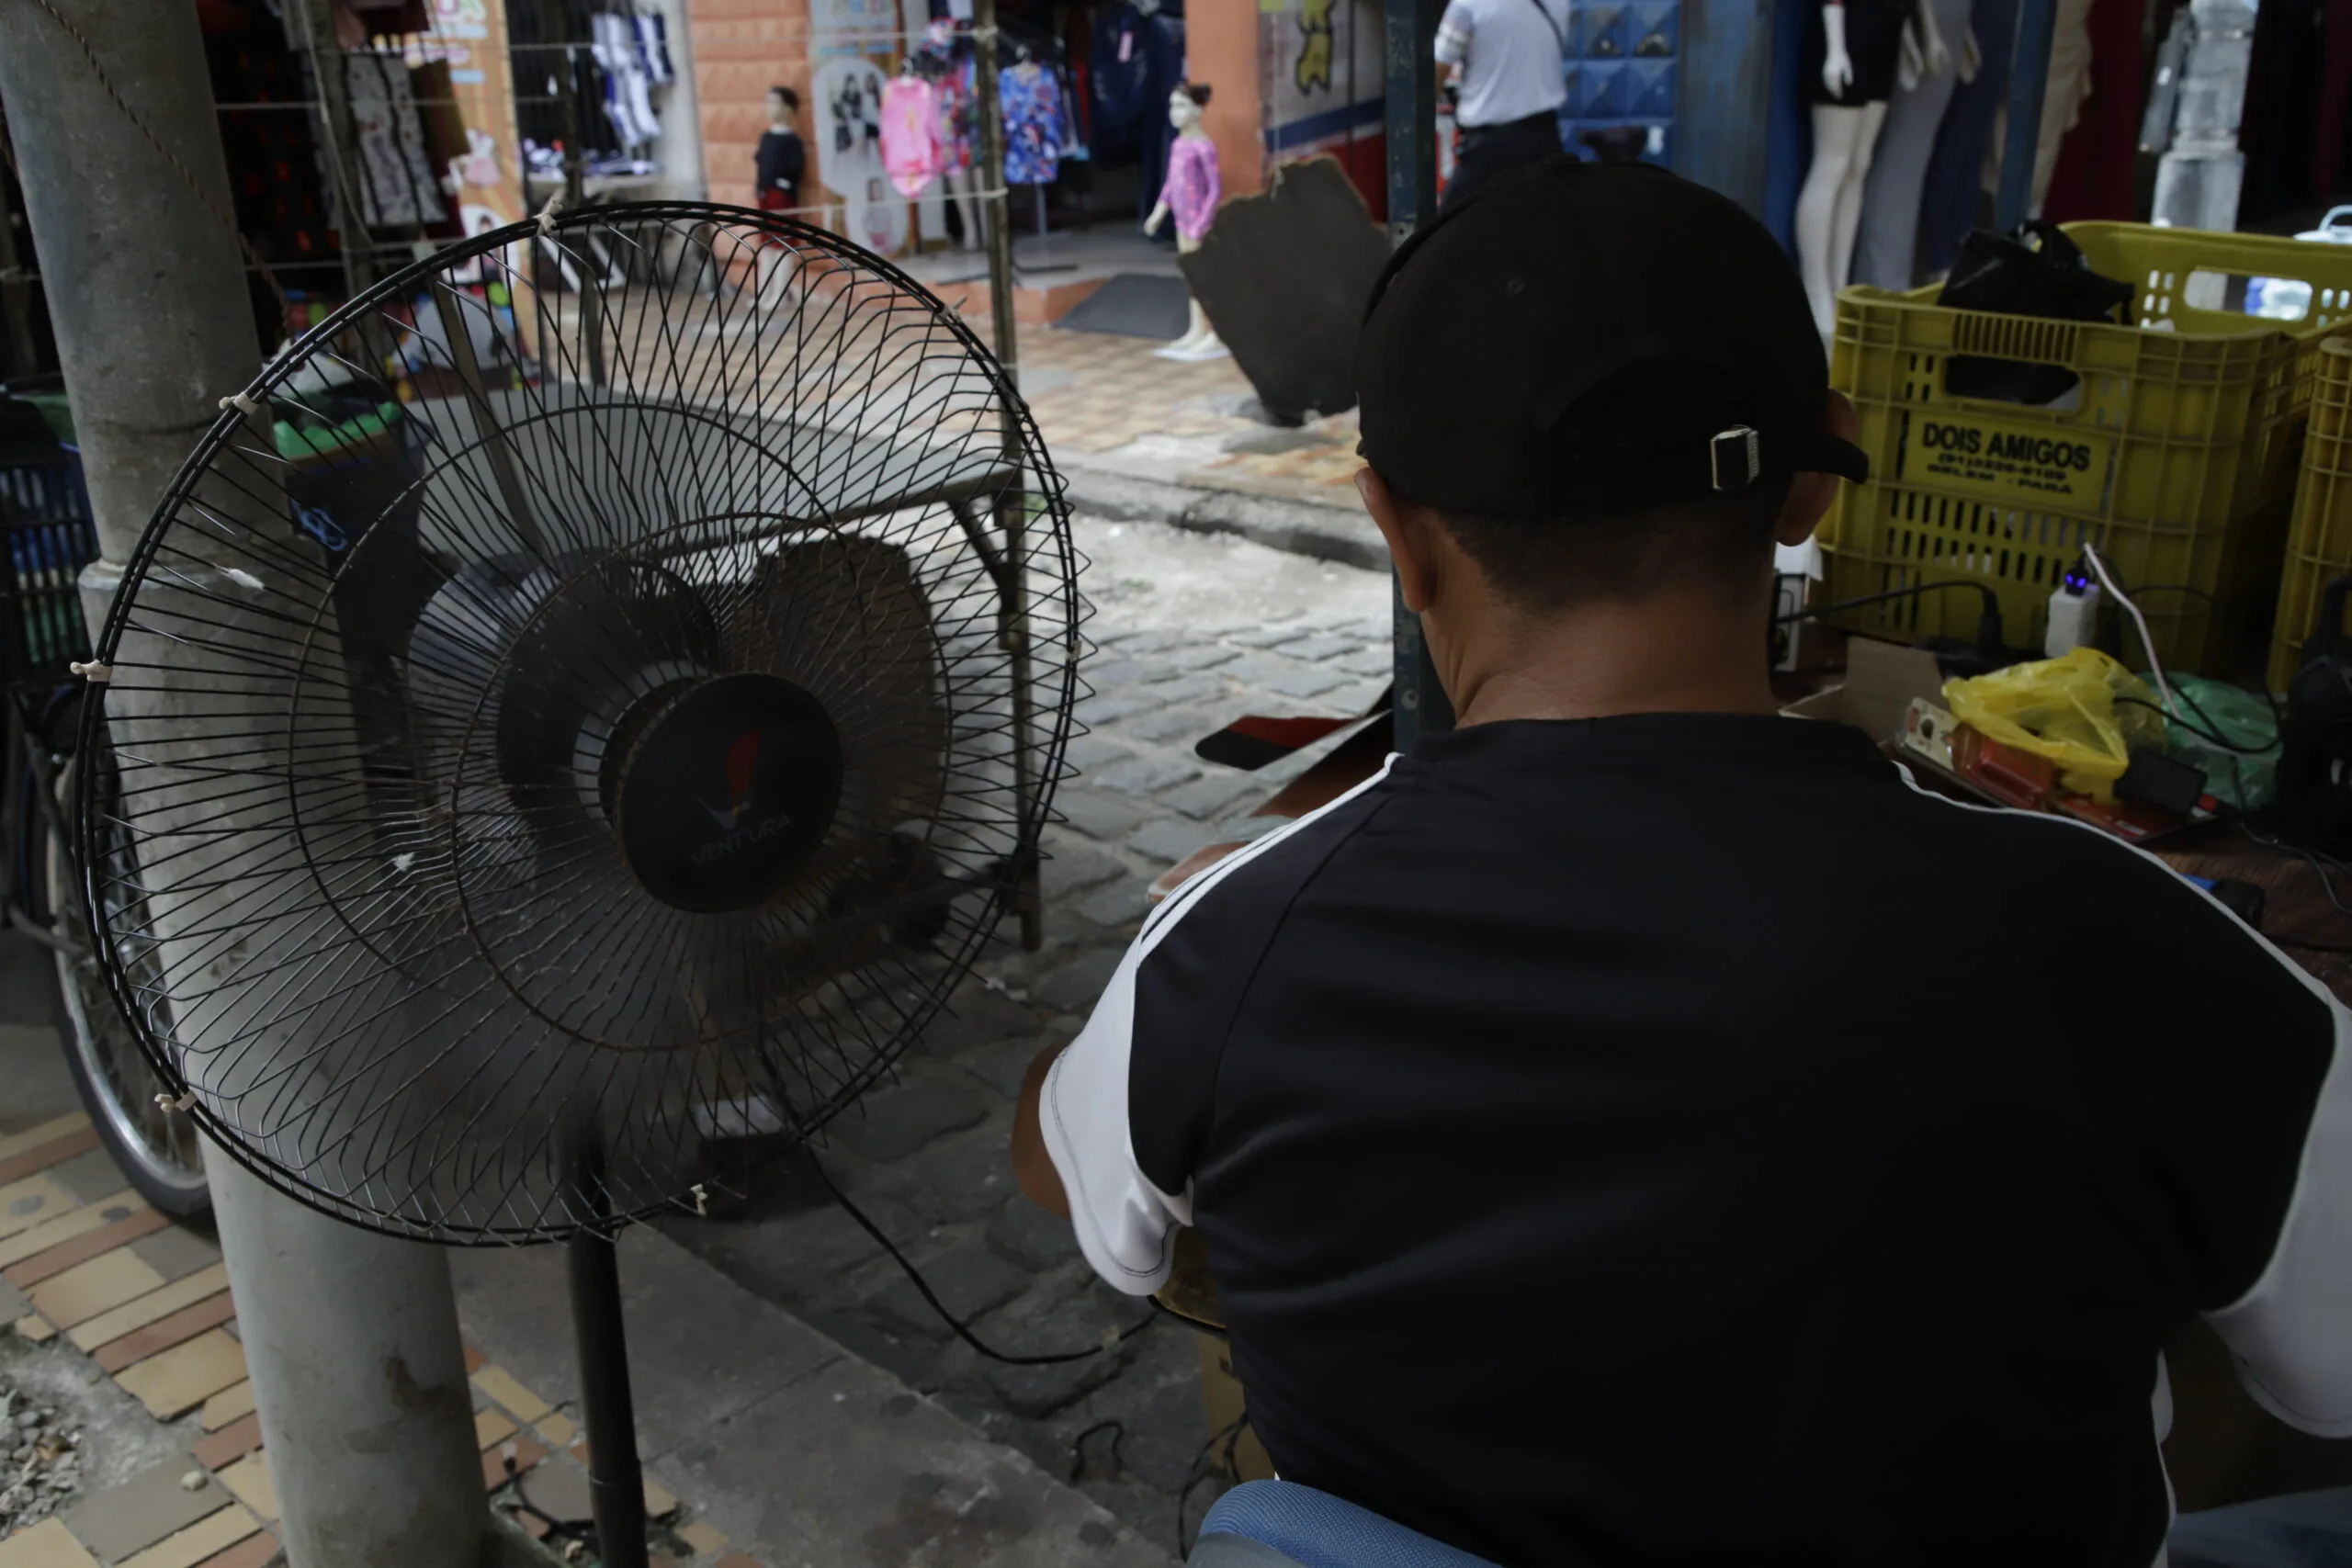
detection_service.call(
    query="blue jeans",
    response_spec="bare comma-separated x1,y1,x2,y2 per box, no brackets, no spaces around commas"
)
2170,1489,2352,1568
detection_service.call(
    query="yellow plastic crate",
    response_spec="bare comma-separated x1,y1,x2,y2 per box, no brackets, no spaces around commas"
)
2271,338,2352,690
1819,222,2352,674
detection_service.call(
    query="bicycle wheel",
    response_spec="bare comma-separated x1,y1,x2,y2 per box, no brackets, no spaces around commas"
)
45,745,209,1217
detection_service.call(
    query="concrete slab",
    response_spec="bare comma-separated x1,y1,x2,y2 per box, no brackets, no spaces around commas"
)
452,1227,840,1458
70,1264,231,1353
26,1248,166,1329
454,1226,1169,1564
0,1518,98,1568
656,1355,1172,1567
58,1456,233,1563
112,1329,247,1419
113,1503,262,1568
42,1145,135,1205
125,1224,222,1285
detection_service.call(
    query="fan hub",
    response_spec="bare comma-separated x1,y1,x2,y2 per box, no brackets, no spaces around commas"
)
609,673,842,913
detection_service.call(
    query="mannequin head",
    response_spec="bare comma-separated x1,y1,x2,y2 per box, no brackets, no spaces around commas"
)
767,85,798,128
1168,82,1211,133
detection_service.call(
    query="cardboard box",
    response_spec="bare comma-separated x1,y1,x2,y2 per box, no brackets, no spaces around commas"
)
1781,637,1948,750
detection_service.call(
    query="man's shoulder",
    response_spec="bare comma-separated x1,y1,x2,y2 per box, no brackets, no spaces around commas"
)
1140,763,1399,955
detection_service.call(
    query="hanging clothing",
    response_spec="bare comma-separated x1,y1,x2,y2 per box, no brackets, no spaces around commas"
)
1851,0,1973,288
2013,0,2095,217
937,56,977,173
1158,133,1220,241
1091,6,1157,159
344,51,445,228
1001,63,1067,186
755,127,806,209
882,75,945,197
1135,13,1186,220
2042,0,2143,222
1918,0,2018,277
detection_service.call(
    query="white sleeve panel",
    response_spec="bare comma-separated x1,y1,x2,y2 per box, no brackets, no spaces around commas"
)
1040,946,1193,1296
1433,2,1474,64
2207,999,2352,1436
1041,754,1401,1298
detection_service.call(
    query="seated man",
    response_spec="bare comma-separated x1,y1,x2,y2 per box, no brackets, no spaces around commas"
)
1012,158,2352,1567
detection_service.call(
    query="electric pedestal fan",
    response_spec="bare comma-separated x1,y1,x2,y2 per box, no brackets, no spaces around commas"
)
72,203,1082,1567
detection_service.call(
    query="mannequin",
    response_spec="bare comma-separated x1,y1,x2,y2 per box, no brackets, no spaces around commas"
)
754,85,806,212
1851,0,1973,288
1792,0,1943,333
1145,83,1226,362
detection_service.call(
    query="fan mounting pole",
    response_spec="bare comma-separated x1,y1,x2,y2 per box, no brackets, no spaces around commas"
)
569,1224,650,1568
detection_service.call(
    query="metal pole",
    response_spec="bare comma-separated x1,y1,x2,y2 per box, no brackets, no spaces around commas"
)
1993,0,2060,231
569,1230,649,1568
1382,0,1453,750
0,8,488,1565
972,0,1020,384
971,0,1042,947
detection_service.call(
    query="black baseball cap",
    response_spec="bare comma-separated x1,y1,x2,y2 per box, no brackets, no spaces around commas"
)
1355,156,1867,518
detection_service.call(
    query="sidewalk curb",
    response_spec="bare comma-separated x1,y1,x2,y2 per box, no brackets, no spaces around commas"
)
1059,463,1387,573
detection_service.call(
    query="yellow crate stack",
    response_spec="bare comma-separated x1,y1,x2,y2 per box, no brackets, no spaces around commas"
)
1819,223,2352,678
2272,339,2352,690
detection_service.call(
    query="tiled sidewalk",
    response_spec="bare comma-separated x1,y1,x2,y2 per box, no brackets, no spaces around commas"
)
0,1114,757,1568
1010,327,1364,510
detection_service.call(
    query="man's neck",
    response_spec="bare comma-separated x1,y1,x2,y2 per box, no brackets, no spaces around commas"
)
1436,590,1781,728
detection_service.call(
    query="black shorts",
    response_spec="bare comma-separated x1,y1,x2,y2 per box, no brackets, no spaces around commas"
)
1441,110,1566,214
1803,0,1906,107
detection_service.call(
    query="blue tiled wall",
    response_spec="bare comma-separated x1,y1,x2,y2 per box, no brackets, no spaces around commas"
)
1559,0,1678,166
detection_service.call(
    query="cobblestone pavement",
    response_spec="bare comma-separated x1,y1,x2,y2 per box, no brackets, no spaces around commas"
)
657,514,1391,1555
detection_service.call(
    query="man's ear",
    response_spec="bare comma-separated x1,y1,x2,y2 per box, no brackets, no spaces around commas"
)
1776,390,1860,547
1357,467,1438,613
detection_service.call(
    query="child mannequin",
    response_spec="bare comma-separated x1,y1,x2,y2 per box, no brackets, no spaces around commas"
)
1145,84,1226,362
755,85,806,212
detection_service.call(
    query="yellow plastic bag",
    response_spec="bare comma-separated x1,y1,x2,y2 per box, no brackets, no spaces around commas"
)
1942,648,2167,801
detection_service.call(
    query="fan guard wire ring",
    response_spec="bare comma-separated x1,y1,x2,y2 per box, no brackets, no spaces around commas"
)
73,201,1086,1242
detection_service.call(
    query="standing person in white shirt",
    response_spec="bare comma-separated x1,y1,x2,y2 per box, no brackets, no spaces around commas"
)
1433,0,1570,211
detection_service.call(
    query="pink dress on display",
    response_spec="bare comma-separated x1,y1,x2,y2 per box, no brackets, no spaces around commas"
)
880,75,943,198
1159,135,1220,243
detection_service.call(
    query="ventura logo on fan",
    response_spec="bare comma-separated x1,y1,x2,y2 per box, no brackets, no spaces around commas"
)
696,728,791,863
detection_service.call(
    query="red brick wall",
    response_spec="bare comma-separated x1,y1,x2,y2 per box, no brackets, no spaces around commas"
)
693,0,817,209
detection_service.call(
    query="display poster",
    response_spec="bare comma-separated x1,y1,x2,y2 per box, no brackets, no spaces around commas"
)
1260,0,1385,213
811,0,911,254
409,0,527,240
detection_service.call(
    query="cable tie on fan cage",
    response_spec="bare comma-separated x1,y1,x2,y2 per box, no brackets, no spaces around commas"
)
153,1089,197,1113
690,1183,708,1216
217,392,264,420
537,190,566,236
67,660,110,682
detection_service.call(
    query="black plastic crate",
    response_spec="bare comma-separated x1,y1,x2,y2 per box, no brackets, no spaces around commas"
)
1,400,98,689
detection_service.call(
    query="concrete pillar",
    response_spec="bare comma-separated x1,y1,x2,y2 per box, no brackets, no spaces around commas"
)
208,1152,486,1567
0,6,488,1565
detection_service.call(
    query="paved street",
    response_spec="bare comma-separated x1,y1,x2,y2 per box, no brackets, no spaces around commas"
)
651,513,1391,1551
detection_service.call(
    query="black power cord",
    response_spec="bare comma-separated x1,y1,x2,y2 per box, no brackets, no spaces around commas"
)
2115,694,2278,758
1772,580,2009,673
812,1158,1158,1366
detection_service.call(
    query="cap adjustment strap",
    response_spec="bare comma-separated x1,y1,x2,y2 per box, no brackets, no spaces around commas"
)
1710,426,1761,491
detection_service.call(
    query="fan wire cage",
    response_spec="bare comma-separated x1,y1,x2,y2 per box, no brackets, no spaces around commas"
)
75,202,1083,1247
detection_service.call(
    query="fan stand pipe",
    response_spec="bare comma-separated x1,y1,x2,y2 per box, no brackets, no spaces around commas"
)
569,1227,650,1568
